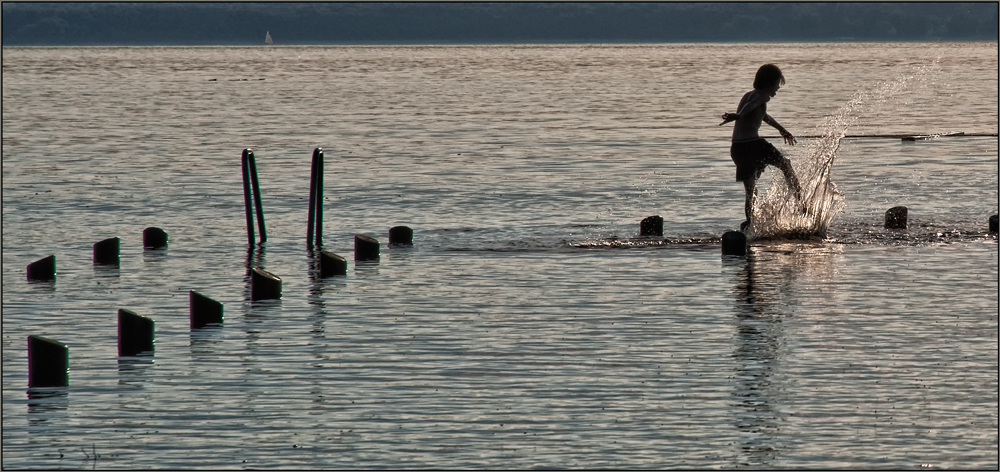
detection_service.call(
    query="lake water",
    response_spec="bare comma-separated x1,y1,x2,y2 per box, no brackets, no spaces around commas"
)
2,42,997,469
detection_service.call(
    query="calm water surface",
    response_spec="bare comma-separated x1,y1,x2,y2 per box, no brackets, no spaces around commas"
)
2,43,997,469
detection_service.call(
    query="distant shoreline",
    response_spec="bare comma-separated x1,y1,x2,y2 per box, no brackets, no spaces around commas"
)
4,3,997,46
4,40,998,48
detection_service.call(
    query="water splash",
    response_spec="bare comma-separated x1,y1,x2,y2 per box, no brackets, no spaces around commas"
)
748,65,934,240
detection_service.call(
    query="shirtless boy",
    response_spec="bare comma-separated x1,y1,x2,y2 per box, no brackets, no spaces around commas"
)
720,63,803,231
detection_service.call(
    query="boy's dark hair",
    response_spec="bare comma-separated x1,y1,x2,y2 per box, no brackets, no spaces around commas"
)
753,64,785,89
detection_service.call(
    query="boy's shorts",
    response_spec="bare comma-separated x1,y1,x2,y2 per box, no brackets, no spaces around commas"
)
730,138,785,182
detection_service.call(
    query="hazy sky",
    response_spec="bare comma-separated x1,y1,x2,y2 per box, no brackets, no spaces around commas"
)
3,2,998,46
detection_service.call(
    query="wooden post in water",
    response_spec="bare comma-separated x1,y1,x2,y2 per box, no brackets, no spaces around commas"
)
319,251,347,277
355,235,380,261
989,215,998,234
885,206,908,229
640,215,663,236
118,309,154,357
27,255,56,281
28,335,68,388
251,267,282,300
190,291,224,329
242,149,256,245
93,237,120,266
721,231,747,256
389,226,413,246
242,148,267,246
249,152,266,243
306,148,324,248
143,227,168,249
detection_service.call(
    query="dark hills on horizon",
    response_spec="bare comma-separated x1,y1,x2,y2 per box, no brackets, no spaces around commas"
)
3,2,998,46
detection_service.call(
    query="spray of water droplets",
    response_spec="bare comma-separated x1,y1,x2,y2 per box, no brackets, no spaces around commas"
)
748,63,937,240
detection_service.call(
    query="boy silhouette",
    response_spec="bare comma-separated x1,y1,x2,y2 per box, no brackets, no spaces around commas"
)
720,64,803,231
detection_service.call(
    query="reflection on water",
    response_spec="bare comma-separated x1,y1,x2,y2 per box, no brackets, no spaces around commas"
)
353,259,380,276
92,265,120,279
306,247,320,280
26,388,70,444
729,251,785,467
26,279,56,293
27,388,69,419
243,244,266,276
189,327,224,356
307,277,328,339
727,244,842,467
117,358,154,389
141,247,168,265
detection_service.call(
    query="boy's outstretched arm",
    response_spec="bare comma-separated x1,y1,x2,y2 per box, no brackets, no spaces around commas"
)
764,114,796,145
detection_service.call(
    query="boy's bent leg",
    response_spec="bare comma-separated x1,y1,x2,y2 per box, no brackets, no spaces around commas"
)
776,158,810,214
743,178,756,223
776,158,803,201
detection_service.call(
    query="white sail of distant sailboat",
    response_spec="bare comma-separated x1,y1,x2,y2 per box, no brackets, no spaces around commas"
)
265,31,273,45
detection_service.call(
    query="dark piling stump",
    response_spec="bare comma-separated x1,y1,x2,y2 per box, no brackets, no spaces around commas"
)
320,251,347,277
389,226,413,246
27,255,56,281
989,215,998,234
640,215,663,237
190,291,224,329
721,231,748,256
251,267,282,300
118,309,154,357
355,235,380,261
143,227,168,249
93,237,120,266
885,206,908,229
28,335,69,388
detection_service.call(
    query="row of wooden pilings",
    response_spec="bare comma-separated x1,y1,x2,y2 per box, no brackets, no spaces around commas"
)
859,206,997,233
25,148,414,390
21,147,1000,389
640,207,999,257
24,226,409,390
